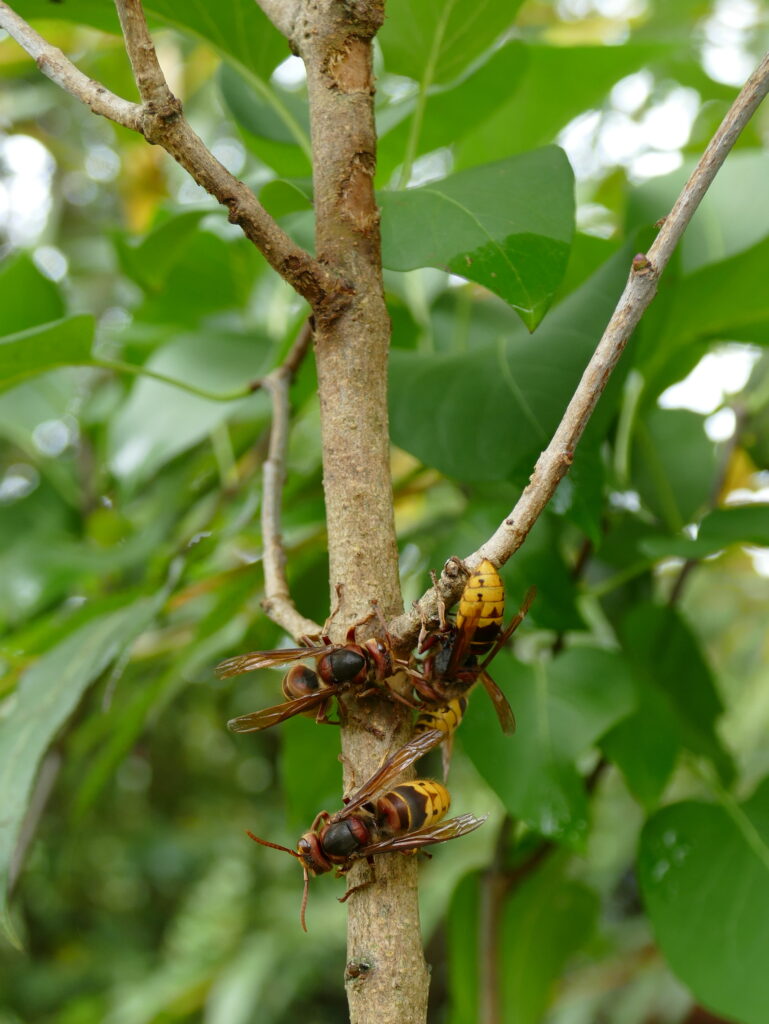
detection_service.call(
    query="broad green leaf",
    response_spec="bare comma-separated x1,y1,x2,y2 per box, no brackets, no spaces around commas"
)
0,252,64,333
389,242,635,481
601,683,680,808
633,235,769,401
133,231,263,326
218,63,311,162
461,647,636,845
632,408,718,530
447,861,598,1024
619,603,732,783
700,504,769,547
639,504,769,561
378,0,522,85
108,332,270,485
0,316,94,394
658,234,769,350
0,596,164,946
115,210,209,291
639,778,769,1024
500,861,598,1023
380,148,575,330
376,41,529,179
12,0,287,79
258,179,314,219
454,44,669,166
500,515,585,633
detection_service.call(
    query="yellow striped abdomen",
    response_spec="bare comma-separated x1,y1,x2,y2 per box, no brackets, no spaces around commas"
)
414,697,467,737
456,558,505,655
374,780,451,836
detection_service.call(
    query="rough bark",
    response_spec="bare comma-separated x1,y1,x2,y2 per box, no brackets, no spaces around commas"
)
294,4,429,1022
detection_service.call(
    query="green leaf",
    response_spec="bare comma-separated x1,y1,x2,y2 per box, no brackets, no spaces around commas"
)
115,210,210,291
670,234,769,347
499,860,598,1023
619,603,732,783
133,231,263,326
639,778,769,1024
632,408,718,530
447,859,598,1024
461,647,636,846
454,44,670,166
0,316,94,394
12,0,287,79
601,683,680,808
376,41,529,178
0,252,64,333
639,504,769,560
380,148,575,330
379,0,523,85
258,179,314,219
0,596,164,946
699,504,769,547
389,242,635,481
108,332,270,485
218,63,311,161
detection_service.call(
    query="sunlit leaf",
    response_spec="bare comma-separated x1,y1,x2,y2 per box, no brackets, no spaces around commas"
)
12,0,287,78
108,332,271,485
378,0,523,85
389,242,635,480
0,317,94,394
632,408,718,530
380,148,574,330
0,253,64,334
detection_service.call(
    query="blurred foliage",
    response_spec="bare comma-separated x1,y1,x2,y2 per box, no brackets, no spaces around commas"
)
1,0,769,1022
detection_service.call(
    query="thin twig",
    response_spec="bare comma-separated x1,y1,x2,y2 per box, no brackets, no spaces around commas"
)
388,49,769,649
0,0,349,318
114,0,175,108
257,322,320,638
280,318,315,380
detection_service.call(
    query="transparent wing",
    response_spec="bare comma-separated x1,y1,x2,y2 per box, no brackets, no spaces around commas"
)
339,729,445,817
227,686,341,733
355,813,488,855
478,671,516,735
216,644,328,678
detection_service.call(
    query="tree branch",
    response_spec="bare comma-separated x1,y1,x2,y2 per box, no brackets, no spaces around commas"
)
256,322,322,638
114,0,175,108
0,0,349,318
296,3,425,1022
387,49,769,649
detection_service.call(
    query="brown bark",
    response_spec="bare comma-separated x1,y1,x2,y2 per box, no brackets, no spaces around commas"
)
294,5,429,1021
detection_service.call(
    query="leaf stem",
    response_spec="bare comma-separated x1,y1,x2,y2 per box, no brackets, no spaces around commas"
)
93,358,253,402
396,0,455,189
688,757,769,876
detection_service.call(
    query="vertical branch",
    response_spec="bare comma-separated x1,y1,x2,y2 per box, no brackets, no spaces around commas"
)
258,321,320,638
292,3,426,1022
